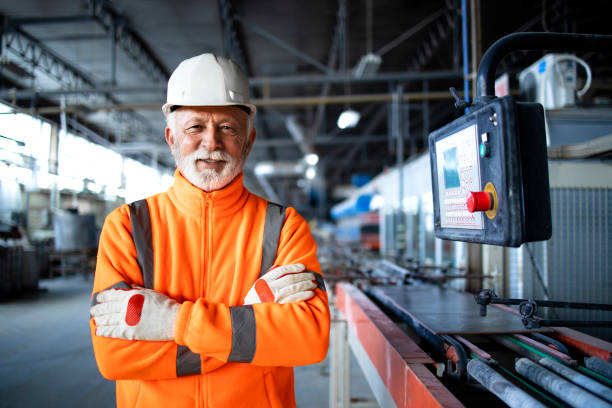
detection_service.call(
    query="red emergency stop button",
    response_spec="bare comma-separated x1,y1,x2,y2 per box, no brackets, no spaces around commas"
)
466,191,493,213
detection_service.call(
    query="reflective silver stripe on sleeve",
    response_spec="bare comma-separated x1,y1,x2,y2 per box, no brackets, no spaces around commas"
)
227,305,256,363
176,345,201,376
260,202,286,277
312,272,327,292
129,199,155,289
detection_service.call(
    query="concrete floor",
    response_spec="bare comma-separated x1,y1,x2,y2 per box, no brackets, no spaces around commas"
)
0,276,376,408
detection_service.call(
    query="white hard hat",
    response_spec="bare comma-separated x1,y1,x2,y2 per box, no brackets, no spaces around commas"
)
162,53,256,117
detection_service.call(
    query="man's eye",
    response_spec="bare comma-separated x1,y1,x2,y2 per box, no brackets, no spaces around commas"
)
221,125,237,133
186,125,202,132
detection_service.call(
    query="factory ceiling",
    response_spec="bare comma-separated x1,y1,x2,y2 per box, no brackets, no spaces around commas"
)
1,0,611,217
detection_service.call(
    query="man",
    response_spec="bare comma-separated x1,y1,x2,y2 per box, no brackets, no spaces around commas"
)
89,53,330,408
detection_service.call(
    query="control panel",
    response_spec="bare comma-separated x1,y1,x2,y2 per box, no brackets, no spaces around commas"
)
429,95,552,247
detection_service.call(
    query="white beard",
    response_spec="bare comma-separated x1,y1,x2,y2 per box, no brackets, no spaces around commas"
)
173,140,245,192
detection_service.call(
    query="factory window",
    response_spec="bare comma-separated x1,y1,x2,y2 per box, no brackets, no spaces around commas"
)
1,102,172,200
123,157,169,203
57,132,123,194
0,102,52,186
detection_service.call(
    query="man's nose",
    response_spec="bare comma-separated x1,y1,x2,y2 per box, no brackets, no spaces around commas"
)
199,126,222,150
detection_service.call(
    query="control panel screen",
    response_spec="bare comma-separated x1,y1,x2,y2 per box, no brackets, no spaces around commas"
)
435,124,483,229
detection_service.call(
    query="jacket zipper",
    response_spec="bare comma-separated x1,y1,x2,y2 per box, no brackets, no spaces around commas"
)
201,195,212,408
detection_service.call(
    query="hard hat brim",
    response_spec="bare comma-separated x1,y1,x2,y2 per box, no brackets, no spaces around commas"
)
162,103,256,117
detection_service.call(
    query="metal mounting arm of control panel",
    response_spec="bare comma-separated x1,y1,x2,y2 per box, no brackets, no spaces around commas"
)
475,289,612,329
475,32,612,104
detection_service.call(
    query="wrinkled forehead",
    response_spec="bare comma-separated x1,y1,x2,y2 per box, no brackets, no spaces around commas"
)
174,105,249,124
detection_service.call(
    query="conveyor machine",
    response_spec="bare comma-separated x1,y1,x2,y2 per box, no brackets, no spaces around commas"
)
330,32,612,408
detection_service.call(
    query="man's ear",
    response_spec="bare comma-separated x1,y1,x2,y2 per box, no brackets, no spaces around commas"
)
165,127,175,155
244,128,256,156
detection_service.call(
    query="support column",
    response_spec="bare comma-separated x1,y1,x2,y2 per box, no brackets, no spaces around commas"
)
330,314,350,408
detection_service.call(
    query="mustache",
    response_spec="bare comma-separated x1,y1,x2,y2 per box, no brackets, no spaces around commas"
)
184,149,233,162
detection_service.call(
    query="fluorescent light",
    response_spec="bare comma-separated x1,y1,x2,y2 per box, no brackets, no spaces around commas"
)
254,162,274,176
305,167,316,180
304,153,319,166
353,53,382,78
337,109,361,129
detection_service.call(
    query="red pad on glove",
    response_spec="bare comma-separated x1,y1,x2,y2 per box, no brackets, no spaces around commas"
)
254,280,275,303
125,294,145,326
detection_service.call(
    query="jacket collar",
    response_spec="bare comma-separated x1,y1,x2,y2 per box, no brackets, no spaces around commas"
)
167,169,249,217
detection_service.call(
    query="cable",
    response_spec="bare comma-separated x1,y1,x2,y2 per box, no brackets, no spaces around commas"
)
552,55,592,97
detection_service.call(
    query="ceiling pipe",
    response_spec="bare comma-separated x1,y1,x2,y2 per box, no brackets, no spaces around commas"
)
285,116,315,156
0,70,462,100
2,90,463,114
255,174,281,203
253,160,314,204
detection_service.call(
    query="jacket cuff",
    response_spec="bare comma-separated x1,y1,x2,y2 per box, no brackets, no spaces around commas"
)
174,301,193,345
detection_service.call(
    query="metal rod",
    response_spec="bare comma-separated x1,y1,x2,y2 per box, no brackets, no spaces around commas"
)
538,357,612,403
234,14,330,74
467,359,546,408
461,0,470,104
515,358,610,408
477,32,612,98
503,334,578,366
491,335,553,364
255,174,281,204
250,70,462,86
476,290,612,314
393,85,405,259
3,91,462,114
0,70,462,99
454,335,491,360
512,334,572,361
531,333,570,355
111,22,117,85
578,366,612,387
375,9,446,57
10,15,94,25
525,319,612,329
585,357,612,380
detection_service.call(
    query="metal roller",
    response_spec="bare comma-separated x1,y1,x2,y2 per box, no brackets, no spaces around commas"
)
466,359,546,408
515,358,611,408
586,357,612,380
538,357,612,403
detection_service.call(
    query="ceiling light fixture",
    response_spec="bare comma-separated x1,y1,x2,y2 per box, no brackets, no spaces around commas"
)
305,167,316,180
353,52,381,78
337,109,361,129
304,153,319,166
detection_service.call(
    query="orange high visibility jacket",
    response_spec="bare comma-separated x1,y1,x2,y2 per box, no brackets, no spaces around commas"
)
90,170,330,408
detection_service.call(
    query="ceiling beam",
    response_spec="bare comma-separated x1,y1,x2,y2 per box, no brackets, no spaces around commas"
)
217,0,249,74
234,14,331,74
9,15,94,25
0,70,462,99
87,0,170,83
108,133,408,153
1,19,160,141
1,24,97,89
1,91,460,113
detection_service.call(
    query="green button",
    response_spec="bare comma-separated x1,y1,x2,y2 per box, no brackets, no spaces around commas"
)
479,143,489,157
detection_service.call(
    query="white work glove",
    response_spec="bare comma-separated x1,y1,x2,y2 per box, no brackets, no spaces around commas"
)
90,287,180,341
244,263,317,305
